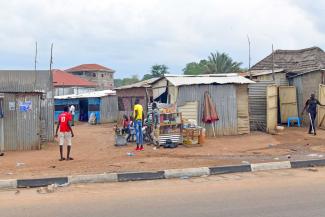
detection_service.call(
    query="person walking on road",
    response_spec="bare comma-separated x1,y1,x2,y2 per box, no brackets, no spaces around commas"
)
134,98,144,151
302,93,324,135
69,104,75,126
55,106,75,161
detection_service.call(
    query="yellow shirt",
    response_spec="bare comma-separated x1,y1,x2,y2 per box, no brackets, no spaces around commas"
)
134,104,143,120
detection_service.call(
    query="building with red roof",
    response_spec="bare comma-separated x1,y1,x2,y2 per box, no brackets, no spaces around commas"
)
53,69,96,96
65,64,115,90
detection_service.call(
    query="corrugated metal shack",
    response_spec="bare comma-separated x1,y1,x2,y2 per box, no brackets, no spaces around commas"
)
115,77,160,121
250,46,325,125
0,70,54,151
151,74,254,137
54,90,118,123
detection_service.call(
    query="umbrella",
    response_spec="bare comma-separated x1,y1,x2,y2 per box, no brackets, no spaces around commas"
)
202,91,219,136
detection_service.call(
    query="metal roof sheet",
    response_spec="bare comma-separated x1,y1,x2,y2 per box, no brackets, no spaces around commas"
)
114,77,160,90
162,74,254,86
55,90,116,99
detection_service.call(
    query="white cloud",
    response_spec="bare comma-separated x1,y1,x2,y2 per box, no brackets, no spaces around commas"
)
0,0,323,77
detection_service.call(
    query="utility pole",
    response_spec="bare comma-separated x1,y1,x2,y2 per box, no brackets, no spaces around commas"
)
272,44,275,81
247,35,252,79
34,42,38,89
49,43,54,138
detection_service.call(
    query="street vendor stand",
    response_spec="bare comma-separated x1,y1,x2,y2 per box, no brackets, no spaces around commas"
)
156,104,183,145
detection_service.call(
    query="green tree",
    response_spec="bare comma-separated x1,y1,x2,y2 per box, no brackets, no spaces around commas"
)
142,64,169,80
114,75,140,87
183,60,208,75
205,52,242,74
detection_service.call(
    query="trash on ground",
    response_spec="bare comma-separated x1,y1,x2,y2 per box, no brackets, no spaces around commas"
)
287,155,291,159
127,152,135,157
49,165,56,168
37,184,58,194
307,168,318,172
241,161,250,164
274,157,280,160
180,176,190,179
6,172,13,175
16,162,25,167
268,144,275,148
290,149,297,152
0,153,4,156
58,183,70,187
307,153,323,158
14,190,20,195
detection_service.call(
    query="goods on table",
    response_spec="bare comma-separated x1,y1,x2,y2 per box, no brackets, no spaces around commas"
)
157,104,182,146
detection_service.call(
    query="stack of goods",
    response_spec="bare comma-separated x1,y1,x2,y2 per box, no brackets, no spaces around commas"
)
182,118,205,147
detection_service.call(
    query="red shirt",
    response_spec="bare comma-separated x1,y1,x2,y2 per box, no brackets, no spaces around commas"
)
58,112,72,132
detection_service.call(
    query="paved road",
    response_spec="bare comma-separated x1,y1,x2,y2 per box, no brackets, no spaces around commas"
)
1,168,325,217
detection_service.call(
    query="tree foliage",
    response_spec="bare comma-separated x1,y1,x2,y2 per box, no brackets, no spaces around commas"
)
183,52,242,75
142,64,169,80
114,75,140,87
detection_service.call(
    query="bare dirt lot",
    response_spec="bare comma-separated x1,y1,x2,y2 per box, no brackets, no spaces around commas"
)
0,123,325,179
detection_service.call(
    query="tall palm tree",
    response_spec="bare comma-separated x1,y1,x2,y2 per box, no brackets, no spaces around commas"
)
205,52,242,74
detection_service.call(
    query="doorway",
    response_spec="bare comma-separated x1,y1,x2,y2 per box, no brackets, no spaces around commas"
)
79,99,89,121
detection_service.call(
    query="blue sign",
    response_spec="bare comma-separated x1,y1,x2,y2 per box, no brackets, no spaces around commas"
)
19,101,32,112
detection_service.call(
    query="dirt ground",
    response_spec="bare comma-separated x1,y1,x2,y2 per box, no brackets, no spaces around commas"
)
0,123,325,179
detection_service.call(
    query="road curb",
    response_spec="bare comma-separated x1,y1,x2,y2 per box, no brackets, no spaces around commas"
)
68,173,118,184
290,159,325,168
2,159,325,189
118,171,165,182
164,167,210,179
209,164,251,175
17,177,68,188
0,179,17,189
251,161,291,172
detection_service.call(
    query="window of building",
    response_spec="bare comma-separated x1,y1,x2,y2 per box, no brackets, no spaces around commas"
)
92,73,96,77
101,73,104,78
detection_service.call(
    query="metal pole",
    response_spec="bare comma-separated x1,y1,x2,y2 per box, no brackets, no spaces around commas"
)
272,44,275,81
247,35,252,80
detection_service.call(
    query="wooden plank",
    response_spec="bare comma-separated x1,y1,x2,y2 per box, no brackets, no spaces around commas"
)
318,84,325,129
266,85,278,133
279,86,298,123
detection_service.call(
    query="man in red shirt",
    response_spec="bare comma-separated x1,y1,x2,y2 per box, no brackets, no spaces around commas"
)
55,106,74,161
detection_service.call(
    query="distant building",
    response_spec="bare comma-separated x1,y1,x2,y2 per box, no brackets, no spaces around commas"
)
53,69,96,96
65,64,115,90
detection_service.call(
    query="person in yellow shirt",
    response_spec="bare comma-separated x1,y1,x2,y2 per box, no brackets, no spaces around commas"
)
134,98,144,151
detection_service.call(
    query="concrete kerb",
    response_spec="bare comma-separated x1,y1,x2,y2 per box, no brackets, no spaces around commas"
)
68,173,118,184
0,179,17,189
251,161,291,172
2,159,325,189
118,171,165,182
164,167,210,179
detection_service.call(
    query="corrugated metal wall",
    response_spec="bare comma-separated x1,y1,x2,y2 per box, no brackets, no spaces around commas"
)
177,84,238,136
3,93,41,151
0,70,54,146
100,95,118,123
178,101,198,124
248,80,275,131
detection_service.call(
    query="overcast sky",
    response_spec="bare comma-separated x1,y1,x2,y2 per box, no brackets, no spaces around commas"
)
0,0,324,78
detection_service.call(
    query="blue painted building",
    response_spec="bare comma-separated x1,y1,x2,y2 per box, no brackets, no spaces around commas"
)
54,90,118,124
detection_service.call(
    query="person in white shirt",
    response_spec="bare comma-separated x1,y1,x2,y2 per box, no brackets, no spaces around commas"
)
69,104,75,126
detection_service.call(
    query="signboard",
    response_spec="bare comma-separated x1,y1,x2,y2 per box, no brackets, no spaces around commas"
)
9,102,15,111
19,101,32,112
